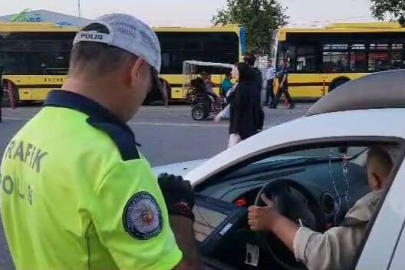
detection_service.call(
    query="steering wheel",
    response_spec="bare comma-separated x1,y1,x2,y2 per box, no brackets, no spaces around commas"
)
254,179,326,270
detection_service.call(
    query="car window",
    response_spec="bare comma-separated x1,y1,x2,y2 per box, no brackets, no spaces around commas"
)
198,140,403,270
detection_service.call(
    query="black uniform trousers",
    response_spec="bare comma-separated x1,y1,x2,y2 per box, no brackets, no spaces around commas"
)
271,84,294,107
264,79,275,105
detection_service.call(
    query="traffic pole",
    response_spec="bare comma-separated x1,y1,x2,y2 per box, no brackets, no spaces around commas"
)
322,79,326,96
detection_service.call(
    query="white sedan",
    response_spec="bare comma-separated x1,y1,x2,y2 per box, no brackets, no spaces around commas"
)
155,70,405,270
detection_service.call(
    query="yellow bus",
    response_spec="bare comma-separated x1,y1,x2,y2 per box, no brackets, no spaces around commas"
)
0,22,244,105
274,22,405,99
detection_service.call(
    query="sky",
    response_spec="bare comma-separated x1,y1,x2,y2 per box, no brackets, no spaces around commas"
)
0,0,376,27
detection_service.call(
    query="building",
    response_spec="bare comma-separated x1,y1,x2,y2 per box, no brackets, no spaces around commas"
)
0,9,91,27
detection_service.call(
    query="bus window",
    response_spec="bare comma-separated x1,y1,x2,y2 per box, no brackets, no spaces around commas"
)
158,32,239,75
391,52,404,69
0,32,73,75
162,53,171,69
350,52,367,72
370,43,389,50
295,46,317,72
275,23,405,98
368,52,391,71
323,52,349,73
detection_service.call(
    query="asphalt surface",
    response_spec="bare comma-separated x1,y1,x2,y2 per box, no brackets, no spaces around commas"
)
0,103,312,269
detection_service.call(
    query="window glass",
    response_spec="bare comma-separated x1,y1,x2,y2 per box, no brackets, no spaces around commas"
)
0,32,73,75
370,43,389,50
392,43,404,50
368,52,391,71
295,46,317,72
323,43,349,51
350,52,367,72
391,52,404,69
158,32,239,74
162,53,170,68
351,44,366,50
323,52,349,72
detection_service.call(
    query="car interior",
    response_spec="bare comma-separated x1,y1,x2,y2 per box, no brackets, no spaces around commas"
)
191,141,402,270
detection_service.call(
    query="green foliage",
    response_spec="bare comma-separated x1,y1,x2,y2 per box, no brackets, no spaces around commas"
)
212,0,288,53
371,0,405,21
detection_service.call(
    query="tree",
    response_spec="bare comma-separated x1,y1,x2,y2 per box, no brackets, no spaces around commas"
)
370,0,405,23
212,0,288,54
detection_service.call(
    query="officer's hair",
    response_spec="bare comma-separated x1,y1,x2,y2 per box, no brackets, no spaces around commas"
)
367,146,394,179
69,23,137,77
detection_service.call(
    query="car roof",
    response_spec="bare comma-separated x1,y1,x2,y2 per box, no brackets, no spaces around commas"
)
307,69,405,116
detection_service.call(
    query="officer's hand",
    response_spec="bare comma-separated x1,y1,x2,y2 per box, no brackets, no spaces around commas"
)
158,173,195,221
248,194,281,232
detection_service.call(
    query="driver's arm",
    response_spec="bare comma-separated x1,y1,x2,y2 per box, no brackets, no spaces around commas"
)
249,195,364,270
294,225,364,270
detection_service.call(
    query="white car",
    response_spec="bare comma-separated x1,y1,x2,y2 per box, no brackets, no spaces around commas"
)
155,70,405,270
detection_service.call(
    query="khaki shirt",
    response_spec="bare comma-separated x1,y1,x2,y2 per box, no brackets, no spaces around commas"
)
294,190,383,270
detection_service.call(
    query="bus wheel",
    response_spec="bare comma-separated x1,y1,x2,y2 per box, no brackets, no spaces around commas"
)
329,78,350,92
1,80,19,107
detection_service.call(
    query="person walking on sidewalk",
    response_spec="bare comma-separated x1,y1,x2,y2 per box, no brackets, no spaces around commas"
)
270,59,295,109
264,59,275,106
227,62,259,148
243,53,264,131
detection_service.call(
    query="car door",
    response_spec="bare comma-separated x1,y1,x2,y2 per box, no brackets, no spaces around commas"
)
191,137,404,268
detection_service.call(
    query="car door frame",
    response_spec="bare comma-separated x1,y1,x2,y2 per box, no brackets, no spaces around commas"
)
356,147,405,269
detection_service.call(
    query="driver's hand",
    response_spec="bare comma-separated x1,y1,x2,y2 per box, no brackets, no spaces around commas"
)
248,194,281,232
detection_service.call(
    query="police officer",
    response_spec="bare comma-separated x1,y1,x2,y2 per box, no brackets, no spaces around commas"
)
0,14,201,270
248,146,394,270
264,59,275,107
270,59,295,109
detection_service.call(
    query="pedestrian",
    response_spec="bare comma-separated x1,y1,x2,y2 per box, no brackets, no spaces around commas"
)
0,14,201,270
270,59,295,109
243,52,265,131
264,59,275,106
226,62,259,148
221,72,234,97
0,66,3,123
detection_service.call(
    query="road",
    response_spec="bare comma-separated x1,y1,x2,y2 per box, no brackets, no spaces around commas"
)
0,103,312,269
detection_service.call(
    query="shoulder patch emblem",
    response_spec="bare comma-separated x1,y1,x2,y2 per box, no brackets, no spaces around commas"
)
123,192,163,240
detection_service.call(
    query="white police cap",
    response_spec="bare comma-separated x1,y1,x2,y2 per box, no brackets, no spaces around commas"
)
73,13,162,73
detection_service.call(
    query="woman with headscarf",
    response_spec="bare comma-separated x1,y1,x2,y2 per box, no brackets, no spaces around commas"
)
215,62,260,148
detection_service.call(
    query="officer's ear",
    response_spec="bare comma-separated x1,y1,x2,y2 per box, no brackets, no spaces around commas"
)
128,58,150,89
130,58,143,79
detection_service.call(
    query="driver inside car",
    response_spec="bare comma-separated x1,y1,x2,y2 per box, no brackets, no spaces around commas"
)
248,146,394,270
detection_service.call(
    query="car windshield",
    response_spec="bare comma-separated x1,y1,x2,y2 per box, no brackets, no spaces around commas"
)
224,147,368,180
279,146,367,159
